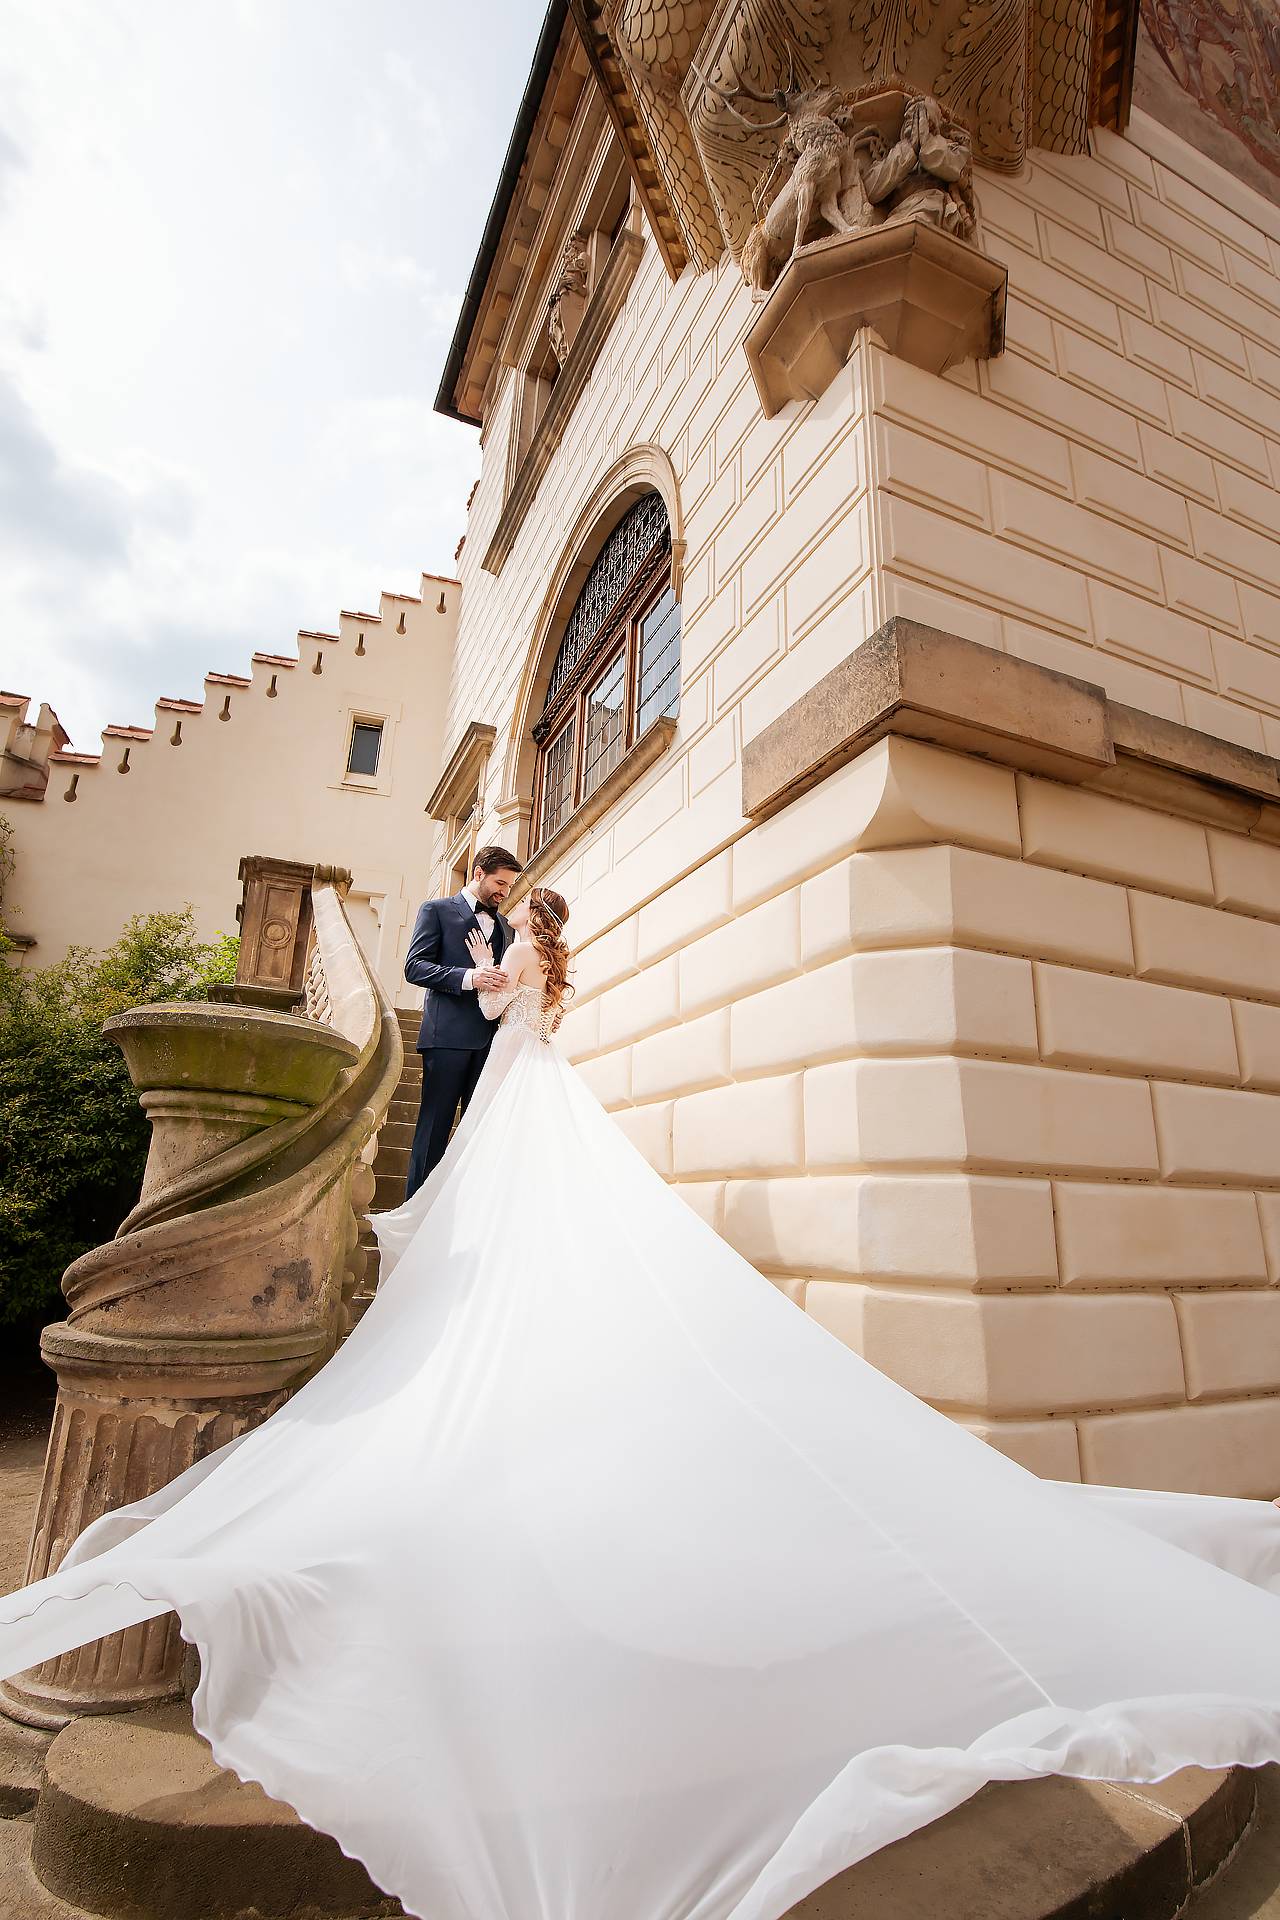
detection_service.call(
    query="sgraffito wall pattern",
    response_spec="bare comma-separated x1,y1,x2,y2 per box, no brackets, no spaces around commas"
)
1135,0,1280,205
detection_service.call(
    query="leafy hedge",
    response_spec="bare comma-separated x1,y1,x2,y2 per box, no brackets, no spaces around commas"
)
0,847,239,1336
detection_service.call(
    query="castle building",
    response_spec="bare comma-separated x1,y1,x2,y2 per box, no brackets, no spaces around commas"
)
9,0,1280,1497
427,0,1280,1499
1,581,458,998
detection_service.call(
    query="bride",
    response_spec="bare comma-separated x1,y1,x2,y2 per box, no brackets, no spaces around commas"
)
2,883,1280,1920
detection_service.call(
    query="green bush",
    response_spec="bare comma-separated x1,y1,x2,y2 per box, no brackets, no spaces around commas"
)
0,894,240,1337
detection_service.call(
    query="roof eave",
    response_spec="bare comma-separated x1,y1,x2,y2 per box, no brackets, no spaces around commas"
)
434,0,570,426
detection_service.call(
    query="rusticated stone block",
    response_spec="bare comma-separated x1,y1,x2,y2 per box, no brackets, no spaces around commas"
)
742,619,1113,823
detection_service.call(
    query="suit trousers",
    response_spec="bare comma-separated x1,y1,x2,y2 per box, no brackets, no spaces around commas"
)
405,1046,489,1200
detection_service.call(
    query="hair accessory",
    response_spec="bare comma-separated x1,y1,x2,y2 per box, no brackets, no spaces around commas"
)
532,890,564,930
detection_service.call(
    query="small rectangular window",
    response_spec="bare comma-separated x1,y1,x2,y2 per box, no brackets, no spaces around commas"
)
347,721,383,777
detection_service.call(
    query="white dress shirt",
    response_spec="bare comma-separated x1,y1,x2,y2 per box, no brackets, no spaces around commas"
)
460,885,497,992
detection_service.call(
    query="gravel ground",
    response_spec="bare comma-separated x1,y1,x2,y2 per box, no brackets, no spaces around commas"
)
0,1368,55,1596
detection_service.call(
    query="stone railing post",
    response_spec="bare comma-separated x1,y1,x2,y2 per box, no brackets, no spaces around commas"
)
213,853,317,1012
0,864,402,1730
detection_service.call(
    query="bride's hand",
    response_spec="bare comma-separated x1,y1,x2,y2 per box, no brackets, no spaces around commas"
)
465,928,493,969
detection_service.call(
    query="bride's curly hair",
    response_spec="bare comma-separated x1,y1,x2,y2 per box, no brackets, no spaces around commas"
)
528,887,573,1014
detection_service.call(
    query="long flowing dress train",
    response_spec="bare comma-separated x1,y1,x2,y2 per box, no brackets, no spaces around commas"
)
1,981,1279,1920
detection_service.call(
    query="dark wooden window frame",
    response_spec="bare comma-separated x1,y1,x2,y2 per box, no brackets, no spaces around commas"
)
531,513,680,856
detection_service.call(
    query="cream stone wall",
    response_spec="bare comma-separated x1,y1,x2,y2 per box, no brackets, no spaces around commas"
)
556,737,1280,1498
4,581,457,1004
449,110,1280,939
441,91,1280,1496
870,112,1280,754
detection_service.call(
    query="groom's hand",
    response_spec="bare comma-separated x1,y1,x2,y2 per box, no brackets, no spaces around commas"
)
473,966,510,990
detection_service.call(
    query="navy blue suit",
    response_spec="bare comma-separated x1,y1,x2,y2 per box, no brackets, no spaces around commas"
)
403,892,511,1197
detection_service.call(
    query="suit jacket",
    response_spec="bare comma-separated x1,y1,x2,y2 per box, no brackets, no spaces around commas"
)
405,893,512,1052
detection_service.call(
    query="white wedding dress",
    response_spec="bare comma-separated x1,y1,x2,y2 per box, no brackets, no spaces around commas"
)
3,978,1280,1920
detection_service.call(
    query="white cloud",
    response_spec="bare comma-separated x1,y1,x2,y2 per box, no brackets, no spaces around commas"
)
0,0,535,747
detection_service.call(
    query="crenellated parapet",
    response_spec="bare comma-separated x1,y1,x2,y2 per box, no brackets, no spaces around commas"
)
3,572,460,1003
0,695,68,802
6,576,457,812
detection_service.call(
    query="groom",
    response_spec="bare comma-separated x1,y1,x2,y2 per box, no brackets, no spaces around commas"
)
403,844,523,1198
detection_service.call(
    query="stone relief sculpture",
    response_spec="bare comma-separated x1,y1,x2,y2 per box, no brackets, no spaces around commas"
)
696,63,980,297
854,92,978,238
695,66,869,292
547,231,592,366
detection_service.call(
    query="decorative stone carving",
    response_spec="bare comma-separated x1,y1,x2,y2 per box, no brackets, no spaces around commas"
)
696,68,863,294
851,91,977,240
712,77,1000,405
569,0,1118,280
547,231,592,365
700,70,979,297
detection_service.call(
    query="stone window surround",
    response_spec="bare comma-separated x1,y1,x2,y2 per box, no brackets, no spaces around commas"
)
425,719,498,890
501,157,633,497
333,706,396,800
494,446,687,889
507,711,678,903
530,550,678,853
482,222,645,576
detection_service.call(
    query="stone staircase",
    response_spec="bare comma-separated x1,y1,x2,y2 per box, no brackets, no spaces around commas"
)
355,1010,421,1298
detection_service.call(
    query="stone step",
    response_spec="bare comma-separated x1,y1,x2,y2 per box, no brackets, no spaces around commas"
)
22,1703,402,1919
373,1173,407,1212
786,1767,1261,1920
1190,1761,1280,1916
4,1713,1266,1920
372,1140,410,1173
376,1121,414,1154
386,1100,419,1128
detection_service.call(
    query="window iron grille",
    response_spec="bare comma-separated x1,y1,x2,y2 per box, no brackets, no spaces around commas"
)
542,492,670,716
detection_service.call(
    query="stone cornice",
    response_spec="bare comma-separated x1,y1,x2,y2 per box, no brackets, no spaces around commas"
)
425,721,498,823
482,227,644,577
742,619,1280,838
435,5,586,426
440,0,1142,422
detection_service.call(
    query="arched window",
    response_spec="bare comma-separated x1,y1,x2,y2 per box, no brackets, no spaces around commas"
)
531,491,681,852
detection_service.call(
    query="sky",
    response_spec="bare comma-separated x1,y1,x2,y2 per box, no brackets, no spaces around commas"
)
0,0,540,749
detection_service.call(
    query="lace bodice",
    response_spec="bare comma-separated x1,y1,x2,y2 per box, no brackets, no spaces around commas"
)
477,980,559,1042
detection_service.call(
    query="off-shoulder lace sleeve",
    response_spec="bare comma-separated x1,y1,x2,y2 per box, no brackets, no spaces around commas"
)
478,985,518,1022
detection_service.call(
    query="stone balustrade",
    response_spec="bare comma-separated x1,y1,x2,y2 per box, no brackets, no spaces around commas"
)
0,863,402,1730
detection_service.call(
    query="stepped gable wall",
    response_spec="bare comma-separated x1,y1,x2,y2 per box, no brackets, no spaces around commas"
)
436,18,1280,1494
2,577,459,1003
